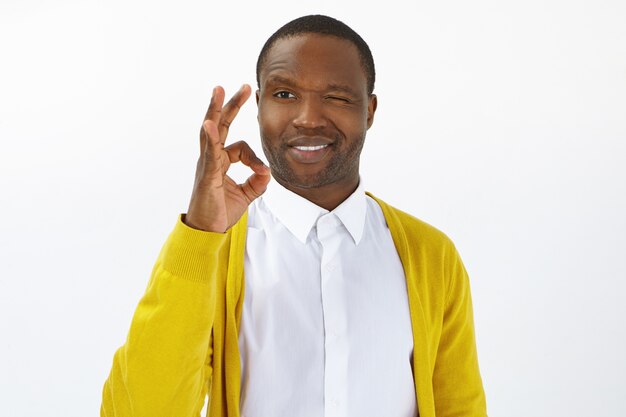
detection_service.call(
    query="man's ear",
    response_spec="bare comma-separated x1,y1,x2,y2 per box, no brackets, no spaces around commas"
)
256,89,261,121
367,94,377,129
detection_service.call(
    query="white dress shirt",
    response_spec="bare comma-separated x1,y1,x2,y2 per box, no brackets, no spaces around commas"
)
238,178,417,417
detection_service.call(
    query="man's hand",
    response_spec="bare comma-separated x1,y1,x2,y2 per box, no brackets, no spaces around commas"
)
185,85,270,232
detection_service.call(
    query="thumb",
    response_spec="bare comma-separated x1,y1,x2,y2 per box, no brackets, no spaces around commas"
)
240,170,271,204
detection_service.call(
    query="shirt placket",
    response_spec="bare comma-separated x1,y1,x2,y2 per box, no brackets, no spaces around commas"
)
316,213,349,417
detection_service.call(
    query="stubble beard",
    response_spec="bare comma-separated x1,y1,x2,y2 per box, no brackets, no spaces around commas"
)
261,133,365,190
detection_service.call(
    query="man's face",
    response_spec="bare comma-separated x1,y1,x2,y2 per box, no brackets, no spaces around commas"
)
257,34,376,191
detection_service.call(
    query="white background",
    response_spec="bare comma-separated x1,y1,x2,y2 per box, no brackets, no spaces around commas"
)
1,0,625,416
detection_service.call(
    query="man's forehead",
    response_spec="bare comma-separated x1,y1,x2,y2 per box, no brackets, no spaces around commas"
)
263,33,358,62
259,34,366,90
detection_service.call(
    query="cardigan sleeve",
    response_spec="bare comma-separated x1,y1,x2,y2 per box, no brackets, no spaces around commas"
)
100,215,231,417
432,244,487,417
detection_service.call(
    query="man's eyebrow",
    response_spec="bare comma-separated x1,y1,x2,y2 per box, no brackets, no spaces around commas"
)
265,76,358,96
326,83,358,96
265,75,297,87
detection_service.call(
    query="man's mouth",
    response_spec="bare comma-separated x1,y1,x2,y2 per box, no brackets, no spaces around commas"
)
286,141,332,164
292,144,330,152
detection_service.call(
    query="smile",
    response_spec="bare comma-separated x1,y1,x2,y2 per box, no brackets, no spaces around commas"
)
287,143,332,164
293,144,329,151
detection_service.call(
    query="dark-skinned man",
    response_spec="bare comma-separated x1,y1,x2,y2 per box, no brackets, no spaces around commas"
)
101,15,487,417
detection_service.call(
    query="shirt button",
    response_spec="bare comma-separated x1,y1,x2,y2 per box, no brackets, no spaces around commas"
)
326,262,336,272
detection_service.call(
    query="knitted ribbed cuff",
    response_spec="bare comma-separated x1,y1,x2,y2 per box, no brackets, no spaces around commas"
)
158,214,231,284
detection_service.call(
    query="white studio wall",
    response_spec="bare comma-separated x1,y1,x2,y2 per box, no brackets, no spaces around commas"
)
1,0,625,416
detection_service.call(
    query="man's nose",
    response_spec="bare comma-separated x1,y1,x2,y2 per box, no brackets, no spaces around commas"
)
292,97,328,129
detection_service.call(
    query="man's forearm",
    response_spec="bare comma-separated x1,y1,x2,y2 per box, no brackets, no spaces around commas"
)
101,216,230,417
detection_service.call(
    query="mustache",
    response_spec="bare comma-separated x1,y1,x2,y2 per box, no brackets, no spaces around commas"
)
280,129,343,146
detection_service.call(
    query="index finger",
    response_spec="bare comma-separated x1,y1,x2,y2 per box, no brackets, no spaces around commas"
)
203,86,225,124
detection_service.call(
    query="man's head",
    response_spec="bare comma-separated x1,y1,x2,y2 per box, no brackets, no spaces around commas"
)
255,15,377,207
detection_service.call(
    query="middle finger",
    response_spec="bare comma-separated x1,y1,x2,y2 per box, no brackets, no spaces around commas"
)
218,84,252,140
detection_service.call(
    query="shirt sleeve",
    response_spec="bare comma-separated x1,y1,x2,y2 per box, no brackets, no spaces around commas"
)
432,244,488,417
100,215,231,417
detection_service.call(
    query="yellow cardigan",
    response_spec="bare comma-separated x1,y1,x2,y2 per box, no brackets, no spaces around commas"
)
101,195,487,417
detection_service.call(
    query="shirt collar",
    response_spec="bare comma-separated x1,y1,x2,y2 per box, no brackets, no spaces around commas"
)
261,177,367,245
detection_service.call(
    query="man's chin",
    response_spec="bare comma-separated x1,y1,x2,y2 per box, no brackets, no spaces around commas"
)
270,168,334,190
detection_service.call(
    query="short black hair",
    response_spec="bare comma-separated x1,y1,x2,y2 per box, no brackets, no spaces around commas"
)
256,15,376,95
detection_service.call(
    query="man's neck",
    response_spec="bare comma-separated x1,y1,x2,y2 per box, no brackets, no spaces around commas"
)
272,174,360,211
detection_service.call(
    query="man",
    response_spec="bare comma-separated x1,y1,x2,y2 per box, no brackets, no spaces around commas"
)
101,15,487,417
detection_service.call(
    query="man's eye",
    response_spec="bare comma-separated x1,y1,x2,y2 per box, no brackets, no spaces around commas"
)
326,96,350,103
274,91,295,99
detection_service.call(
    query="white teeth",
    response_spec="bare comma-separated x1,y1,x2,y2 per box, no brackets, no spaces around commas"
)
294,145,329,151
